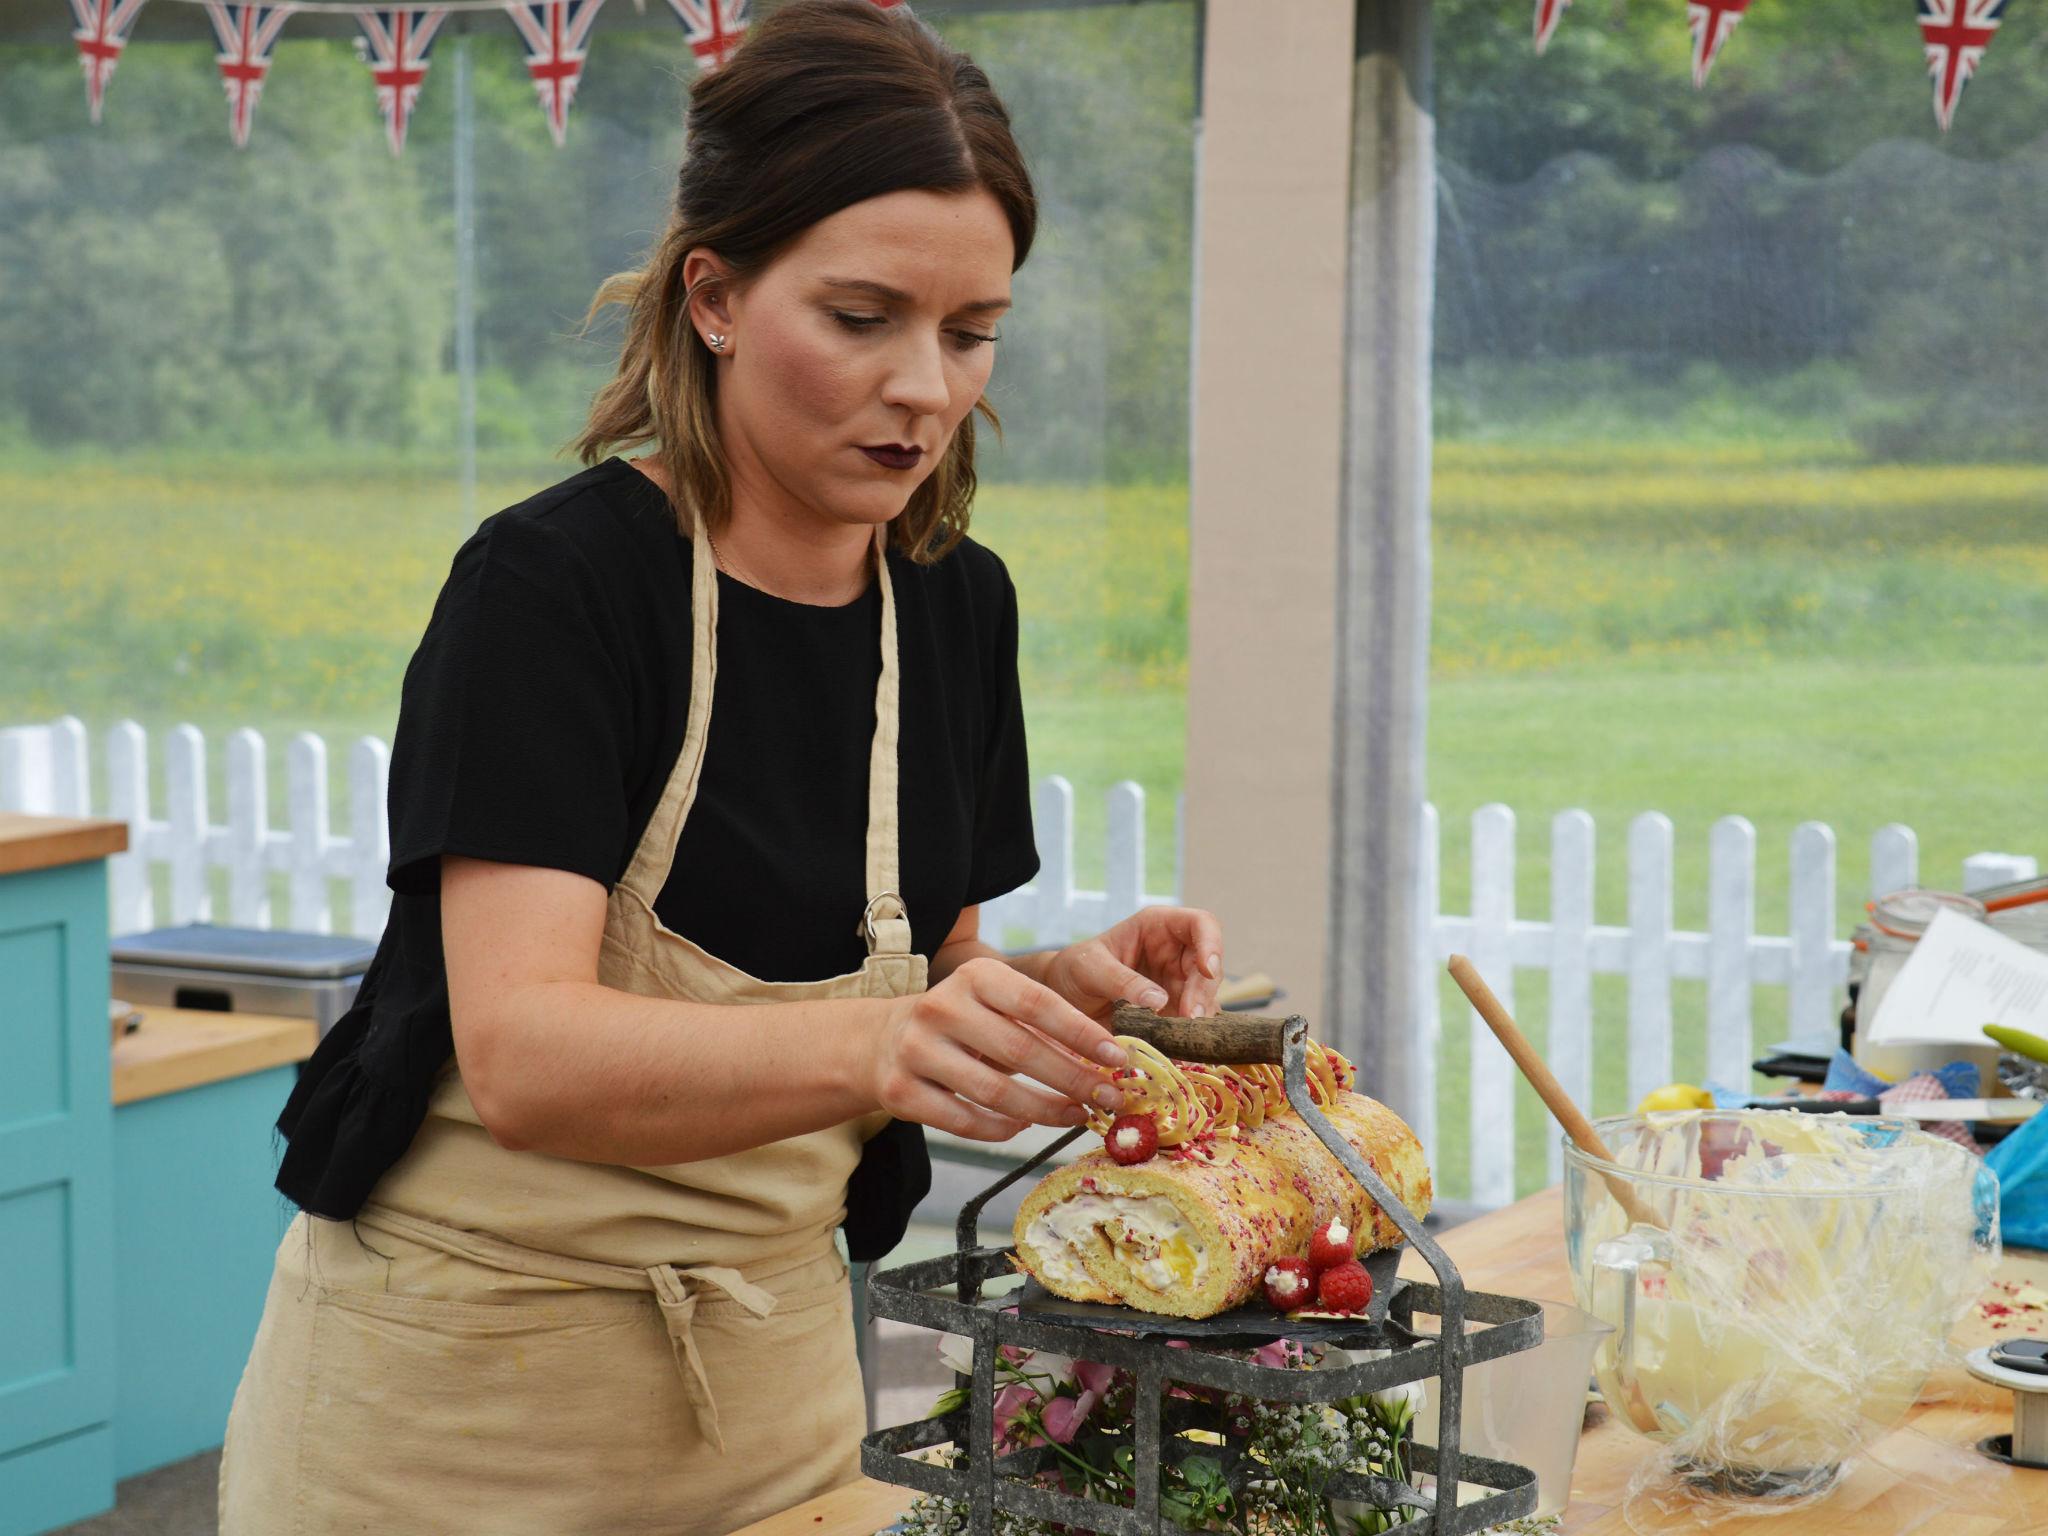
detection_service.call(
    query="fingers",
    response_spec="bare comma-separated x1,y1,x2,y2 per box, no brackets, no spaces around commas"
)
929,1041,1092,1128
881,959,1129,1140
890,1075,1033,1142
1122,907,1222,1018
962,959,1129,1083
1070,944,1169,1014
1178,908,1224,989
1179,935,1220,1019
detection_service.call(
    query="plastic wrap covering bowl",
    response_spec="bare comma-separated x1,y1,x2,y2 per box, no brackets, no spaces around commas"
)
1563,1111,1999,1499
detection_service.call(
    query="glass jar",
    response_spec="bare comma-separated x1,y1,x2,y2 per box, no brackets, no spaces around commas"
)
1850,889,1992,1088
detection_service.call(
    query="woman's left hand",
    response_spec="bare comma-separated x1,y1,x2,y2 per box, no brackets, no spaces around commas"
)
1040,906,1224,1022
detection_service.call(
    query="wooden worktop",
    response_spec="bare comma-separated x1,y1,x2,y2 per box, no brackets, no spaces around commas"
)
0,812,127,877
743,1187,2048,1536
111,1003,317,1105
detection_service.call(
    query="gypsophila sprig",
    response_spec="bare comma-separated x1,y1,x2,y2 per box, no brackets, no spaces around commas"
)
898,1332,1437,1534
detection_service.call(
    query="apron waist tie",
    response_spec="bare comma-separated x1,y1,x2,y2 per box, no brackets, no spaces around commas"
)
355,1204,782,1453
647,1263,777,1453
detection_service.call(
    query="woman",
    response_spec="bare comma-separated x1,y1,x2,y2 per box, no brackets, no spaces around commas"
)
218,4,1221,1532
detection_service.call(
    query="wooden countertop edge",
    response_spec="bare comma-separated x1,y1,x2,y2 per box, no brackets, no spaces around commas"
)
729,1479,917,1536
0,813,128,877
112,1006,318,1106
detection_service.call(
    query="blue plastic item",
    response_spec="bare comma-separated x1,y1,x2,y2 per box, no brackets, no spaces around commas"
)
1985,1102,2048,1250
1822,1048,1977,1102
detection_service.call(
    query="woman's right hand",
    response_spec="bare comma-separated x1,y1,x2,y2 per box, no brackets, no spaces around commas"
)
874,957,1131,1141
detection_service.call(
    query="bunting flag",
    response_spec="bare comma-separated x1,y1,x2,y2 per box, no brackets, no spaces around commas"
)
357,7,446,155
1918,0,2005,131
203,2,295,147
1686,0,1753,87
506,0,606,145
69,0,151,123
665,0,748,74
45,0,2035,149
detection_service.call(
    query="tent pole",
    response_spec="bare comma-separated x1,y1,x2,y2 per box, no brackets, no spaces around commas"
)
454,32,479,532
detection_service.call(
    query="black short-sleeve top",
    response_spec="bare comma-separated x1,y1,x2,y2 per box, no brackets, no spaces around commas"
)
274,456,1039,1262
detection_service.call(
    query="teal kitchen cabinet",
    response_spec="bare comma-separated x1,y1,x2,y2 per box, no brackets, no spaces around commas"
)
107,1008,311,1481
0,815,128,1536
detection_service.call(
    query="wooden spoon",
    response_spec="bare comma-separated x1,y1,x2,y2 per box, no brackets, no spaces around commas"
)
1448,954,1664,1230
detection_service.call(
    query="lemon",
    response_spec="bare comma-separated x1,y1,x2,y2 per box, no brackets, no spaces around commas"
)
1637,1082,1714,1113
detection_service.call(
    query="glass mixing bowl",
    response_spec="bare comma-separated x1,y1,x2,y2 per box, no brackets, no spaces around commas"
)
1563,1111,1999,1496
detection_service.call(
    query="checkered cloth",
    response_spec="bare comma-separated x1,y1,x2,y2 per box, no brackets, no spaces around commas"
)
1816,1063,1980,1152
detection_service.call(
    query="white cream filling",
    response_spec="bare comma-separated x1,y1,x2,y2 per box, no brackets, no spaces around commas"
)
1026,1193,1210,1294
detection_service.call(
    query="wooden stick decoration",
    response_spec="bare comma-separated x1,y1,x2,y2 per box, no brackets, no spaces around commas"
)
1447,954,1665,1231
1108,1002,1290,1065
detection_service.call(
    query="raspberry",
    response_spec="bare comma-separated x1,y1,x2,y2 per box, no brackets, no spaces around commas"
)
1105,1112,1159,1165
1262,1256,1315,1312
1307,1218,1355,1271
1316,1260,1373,1315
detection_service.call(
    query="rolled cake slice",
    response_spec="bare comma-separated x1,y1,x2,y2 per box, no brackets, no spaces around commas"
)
1012,1090,1432,1319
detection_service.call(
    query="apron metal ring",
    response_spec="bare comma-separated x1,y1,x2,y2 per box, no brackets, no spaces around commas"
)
860,890,906,946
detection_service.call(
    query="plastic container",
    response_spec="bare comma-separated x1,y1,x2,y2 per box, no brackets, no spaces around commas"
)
110,922,376,1037
1413,1299,1613,1518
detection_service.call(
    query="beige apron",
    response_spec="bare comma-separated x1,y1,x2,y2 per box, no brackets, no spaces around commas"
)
220,516,925,1536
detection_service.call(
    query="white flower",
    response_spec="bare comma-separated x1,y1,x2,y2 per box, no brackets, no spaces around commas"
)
934,1332,1077,1390
1327,1344,1425,1417
936,1332,975,1376
1371,1377,1425,1418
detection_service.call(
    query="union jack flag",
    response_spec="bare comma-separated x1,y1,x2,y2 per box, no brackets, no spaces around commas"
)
506,0,607,146
357,8,447,156
1686,0,1753,88
665,0,749,74
204,3,295,148
1918,0,2006,132
1532,0,1569,54
69,0,150,124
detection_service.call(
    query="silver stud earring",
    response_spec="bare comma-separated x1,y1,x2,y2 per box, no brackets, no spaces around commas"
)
706,333,727,353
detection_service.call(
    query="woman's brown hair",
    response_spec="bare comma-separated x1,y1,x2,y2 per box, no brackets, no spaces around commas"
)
573,0,1037,563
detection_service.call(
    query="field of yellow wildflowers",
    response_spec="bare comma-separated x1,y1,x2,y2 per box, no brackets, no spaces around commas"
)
6,441,2043,1200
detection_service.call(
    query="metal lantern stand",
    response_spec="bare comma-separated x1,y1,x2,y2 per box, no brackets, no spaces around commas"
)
861,1014,1545,1533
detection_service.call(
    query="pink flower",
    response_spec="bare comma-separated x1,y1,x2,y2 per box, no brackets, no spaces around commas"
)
1041,1386,1103,1443
993,1383,1040,1447
1250,1339,1295,1370
1072,1359,1117,1396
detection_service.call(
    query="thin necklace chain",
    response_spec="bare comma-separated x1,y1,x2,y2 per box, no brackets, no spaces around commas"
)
702,520,869,605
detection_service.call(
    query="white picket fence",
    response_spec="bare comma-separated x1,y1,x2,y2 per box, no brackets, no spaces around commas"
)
0,717,1177,945
1423,803,2038,1208
6,716,2035,1208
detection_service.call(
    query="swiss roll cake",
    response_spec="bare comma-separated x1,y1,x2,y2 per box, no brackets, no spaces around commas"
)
1012,1088,1432,1319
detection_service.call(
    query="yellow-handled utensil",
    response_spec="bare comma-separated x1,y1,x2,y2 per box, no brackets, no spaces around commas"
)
1986,1023,2048,1065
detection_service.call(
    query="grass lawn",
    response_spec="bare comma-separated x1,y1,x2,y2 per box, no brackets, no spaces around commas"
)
0,454,1192,891
5,436,2043,1203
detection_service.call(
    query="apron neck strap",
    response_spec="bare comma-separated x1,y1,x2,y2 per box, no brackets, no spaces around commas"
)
860,522,910,958
617,513,912,964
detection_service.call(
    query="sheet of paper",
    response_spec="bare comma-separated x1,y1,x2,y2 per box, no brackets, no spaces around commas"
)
1866,905,2048,1049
